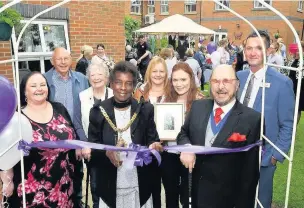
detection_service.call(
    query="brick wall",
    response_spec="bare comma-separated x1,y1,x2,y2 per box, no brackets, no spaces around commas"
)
0,1,126,82
127,0,303,51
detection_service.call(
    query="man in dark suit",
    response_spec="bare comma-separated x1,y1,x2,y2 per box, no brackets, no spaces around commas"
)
88,61,162,207
177,64,261,208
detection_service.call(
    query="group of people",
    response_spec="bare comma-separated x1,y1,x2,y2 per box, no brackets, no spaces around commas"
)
0,29,297,208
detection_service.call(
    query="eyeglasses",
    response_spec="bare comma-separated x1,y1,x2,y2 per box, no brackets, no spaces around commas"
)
210,79,238,85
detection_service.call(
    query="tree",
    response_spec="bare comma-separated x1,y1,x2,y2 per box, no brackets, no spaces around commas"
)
124,15,141,46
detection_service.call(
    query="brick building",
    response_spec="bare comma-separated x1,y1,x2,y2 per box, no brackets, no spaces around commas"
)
126,0,304,48
0,1,126,82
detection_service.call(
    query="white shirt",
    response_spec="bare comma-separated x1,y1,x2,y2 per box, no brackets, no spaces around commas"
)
267,53,284,70
240,67,266,108
185,57,202,87
213,98,236,119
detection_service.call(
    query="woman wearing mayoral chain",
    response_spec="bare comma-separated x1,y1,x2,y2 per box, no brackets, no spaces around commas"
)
88,61,162,208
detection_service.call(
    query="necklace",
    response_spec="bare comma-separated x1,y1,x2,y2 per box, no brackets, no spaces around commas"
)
100,106,137,147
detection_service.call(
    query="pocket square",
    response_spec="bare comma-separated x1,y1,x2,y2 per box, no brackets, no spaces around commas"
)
227,133,246,142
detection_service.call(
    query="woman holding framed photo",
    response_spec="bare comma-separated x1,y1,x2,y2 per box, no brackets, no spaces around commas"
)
162,62,204,208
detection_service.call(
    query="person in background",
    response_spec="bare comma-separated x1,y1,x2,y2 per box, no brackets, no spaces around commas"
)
159,48,177,79
91,44,115,73
194,45,208,90
88,61,162,208
185,48,202,88
45,47,89,208
235,39,248,72
288,41,304,124
76,45,94,76
207,36,217,54
211,39,230,69
14,72,78,207
178,64,261,208
162,62,204,208
167,44,179,61
125,45,137,62
177,36,188,61
277,38,286,60
237,31,295,208
79,64,113,208
136,35,151,79
267,42,284,71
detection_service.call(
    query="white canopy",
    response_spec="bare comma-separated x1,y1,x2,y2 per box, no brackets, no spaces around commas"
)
135,14,215,35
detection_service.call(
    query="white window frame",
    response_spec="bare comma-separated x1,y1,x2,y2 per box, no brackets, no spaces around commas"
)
131,0,141,14
160,0,169,14
254,0,272,9
298,0,303,11
11,19,70,73
12,19,70,58
215,0,230,11
147,0,155,14
184,0,196,14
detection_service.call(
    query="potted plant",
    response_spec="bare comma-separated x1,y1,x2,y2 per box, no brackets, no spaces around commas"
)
0,2,22,41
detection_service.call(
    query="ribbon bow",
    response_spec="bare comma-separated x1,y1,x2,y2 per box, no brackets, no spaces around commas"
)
18,140,31,156
128,143,161,167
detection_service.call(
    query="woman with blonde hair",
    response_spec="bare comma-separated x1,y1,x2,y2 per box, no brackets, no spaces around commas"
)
76,45,94,75
133,56,169,207
133,56,169,104
267,42,284,71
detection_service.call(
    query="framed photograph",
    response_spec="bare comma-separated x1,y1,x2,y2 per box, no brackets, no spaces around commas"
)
154,103,185,141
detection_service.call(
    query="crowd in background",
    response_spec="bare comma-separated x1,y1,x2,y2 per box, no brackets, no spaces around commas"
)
0,30,302,208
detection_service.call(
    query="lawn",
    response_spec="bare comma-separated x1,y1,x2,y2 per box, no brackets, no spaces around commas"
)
273,116,304,208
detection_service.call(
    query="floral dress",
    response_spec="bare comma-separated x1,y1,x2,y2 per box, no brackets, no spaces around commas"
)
17,103,77,208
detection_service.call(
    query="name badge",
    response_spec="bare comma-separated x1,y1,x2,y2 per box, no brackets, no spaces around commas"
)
57,124,66,129
260,83,271,88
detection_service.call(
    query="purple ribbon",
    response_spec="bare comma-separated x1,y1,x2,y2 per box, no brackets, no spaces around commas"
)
18,140,162,167
18,140,262,166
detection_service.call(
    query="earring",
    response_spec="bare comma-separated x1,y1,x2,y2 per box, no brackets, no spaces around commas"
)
25,97,27,102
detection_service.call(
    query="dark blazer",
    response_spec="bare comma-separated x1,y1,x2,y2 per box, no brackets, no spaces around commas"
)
75,57,89,75
88,97,160,208
177,99,261,208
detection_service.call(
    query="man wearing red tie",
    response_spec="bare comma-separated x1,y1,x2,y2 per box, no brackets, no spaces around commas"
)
177,64,261,208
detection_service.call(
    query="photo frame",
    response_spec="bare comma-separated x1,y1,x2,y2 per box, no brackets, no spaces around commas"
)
154,103,185,141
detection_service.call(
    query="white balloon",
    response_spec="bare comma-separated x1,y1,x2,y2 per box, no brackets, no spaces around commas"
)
0,112,33,170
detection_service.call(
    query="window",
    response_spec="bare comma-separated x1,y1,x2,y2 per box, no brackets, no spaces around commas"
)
131,0,141,14
215,0,230,11
298,0,303,11
161,0,169,14
11,19,70,73
147,0,155,14
185,0,196,13
254,0,271,9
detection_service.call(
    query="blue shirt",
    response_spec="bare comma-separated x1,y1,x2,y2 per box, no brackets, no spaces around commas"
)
52,70,74,120
45,68,89,141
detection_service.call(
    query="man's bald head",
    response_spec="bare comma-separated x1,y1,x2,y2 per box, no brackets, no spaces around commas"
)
51,47,72,78
210,64,239,106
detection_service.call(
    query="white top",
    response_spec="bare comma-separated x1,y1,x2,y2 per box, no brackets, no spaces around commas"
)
91,55,108,65
211,47,230,69
267,53,284,70
79,87,114,137
240,67,266,108
114,107,138,189
165,58,177,79
185,57,202,87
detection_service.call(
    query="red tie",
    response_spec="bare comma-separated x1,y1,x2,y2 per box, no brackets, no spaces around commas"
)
214,108,224,125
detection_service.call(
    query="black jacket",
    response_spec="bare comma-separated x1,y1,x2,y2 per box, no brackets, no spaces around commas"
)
88,97,160,208
75,57,89,75
177,99,261,208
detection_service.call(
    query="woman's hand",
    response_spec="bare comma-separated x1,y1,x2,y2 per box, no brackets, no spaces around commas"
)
75,149,83,161
106,151,121,167
149,142,163,152
82,148,91,161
